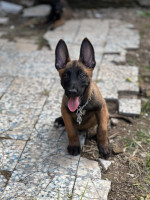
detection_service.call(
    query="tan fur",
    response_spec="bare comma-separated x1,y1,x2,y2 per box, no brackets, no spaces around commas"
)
60,60,109,153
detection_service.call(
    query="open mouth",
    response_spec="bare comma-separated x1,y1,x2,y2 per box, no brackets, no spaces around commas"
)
67,97,80,112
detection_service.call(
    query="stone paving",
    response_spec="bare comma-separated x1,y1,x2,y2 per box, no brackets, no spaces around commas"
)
0,18,140,199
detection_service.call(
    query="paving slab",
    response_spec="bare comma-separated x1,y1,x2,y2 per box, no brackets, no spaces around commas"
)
0,76,13,97
97,65,139,100
37,175,75,200
0,43,28,76
0,17,9,24
0,77,51,140
98,65,139,82
23,5,51,17
0,175,7,196
74,19,109,46
102,51,126,65
104,20,140,53
0,32,6,37
73,178,111,200
0,1,23,14
99,158,113,171
44,20,80,50
15,38,38,53
77,157,101,179
34,83,63,135
0,139,26,171
1,171,52,199
119,98,141,116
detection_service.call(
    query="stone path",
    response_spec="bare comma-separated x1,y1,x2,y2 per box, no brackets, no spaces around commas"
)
0,18,140,199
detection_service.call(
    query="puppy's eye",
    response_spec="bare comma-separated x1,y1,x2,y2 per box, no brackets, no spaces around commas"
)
79,73,86,79
63,73,69,79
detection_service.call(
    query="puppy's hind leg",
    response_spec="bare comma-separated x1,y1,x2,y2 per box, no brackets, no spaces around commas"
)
96,103,110,159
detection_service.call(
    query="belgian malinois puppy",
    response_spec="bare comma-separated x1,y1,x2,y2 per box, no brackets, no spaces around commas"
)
55,38,110,158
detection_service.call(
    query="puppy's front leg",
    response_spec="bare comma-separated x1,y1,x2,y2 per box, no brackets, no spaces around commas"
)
96,103,110,159
62,107,80,156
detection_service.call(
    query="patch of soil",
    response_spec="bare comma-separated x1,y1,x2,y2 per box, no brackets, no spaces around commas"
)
98,9,150,199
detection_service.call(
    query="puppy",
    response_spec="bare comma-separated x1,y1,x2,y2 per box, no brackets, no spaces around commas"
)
55,38,110,158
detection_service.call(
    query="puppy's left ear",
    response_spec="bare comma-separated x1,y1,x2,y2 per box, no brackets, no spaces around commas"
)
79,38,96,68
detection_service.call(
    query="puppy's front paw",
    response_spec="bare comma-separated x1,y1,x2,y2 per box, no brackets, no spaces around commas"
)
98,145,110,159
67,145,81,156
54,116,65,127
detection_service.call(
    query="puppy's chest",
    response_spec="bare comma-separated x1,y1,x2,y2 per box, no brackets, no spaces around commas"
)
71,104,98,124
71,109,93,124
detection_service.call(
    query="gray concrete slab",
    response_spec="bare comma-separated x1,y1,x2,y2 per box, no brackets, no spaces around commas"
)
0,175,7,197
73,178,111,200
23,5,51,17
0,77,51,140
119,98,141,116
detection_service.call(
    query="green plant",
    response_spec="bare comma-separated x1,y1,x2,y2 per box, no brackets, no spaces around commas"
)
37,36,50,50
142,97,150,114
136,10,150,17
57,188,60,200
144,66,150,71
144,173,150,185
42,89,50,96
136,130,150,144
123,137,138,151
128,59,135,66
146,151,150,169
80,181,88,200
57,182,88,200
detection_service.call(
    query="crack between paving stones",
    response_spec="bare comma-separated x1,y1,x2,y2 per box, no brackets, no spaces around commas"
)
96,21,111,81
0,76,15,100
0,139,28,199
0,140,5,169
70,132,87,198
33,82,55,132
91,178,102,199
17,171,37,184
56,129,66,154
71,155,81,199
35,173,56,198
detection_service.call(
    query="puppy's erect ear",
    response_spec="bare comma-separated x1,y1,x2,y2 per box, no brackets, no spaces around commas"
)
79,38,96,69
55,39,70,70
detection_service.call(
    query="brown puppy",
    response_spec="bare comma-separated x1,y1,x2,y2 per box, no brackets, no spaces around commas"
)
55,38,110,158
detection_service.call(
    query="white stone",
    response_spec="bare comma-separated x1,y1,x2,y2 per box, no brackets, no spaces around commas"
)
0,1,23,14
15,38,38,52
119,98,141,116
77,157,101,179
44,20,80,50
0,17,8,24
99,158,113,171
73,177,111,200
23,5,51,17
111,118,119,126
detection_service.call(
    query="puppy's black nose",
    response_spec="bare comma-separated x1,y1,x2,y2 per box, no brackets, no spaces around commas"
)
68,88,77,96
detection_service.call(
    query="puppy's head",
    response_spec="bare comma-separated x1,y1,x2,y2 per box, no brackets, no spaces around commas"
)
55,38,96,112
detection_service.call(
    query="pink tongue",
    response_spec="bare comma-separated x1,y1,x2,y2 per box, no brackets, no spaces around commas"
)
68,97,79,112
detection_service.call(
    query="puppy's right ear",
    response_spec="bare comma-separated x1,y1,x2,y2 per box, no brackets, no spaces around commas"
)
55,39,70,70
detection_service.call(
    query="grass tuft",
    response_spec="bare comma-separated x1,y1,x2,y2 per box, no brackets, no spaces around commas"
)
142,97,150,114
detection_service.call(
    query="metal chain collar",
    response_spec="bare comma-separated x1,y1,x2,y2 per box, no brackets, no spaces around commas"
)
76,91,94,125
